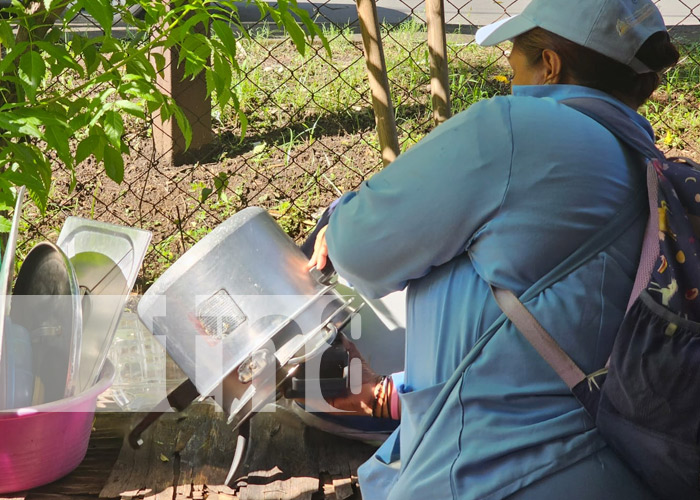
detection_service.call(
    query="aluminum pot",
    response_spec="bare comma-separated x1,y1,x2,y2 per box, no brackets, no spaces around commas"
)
138,207,353,420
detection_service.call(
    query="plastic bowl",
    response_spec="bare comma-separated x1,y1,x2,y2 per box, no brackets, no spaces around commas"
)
0,359,114,494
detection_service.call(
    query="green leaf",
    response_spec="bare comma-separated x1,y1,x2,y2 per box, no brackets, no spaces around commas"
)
179,34,210,80
151,52,166,76
0,112,24,136
18,51,46,103
126,52,156,82
0,42,27,75
103,145,124,184
214,172,229,194
45,125,72,168
15,117,43,139
205,67,216,99
99,36,122,55
75,134,103,164
103,110,124,148
80,0,113,37
1,143,52,212
231,92,247,140
172,105,192,150
0,20,15,49
82,42,100,74
35,41,83,76
212,20,238,60
0,179,16,210
291,5,331,56
209,54,233,107
0,215,11,234
69,170,77,194
114,100,145,120
200,187,213,203
281,10,307,56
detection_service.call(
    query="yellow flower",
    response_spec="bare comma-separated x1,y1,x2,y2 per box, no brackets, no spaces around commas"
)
663,130,674,146
494,75,510,84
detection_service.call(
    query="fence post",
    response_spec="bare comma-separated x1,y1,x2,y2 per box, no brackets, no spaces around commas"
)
426,0,451,124
355,0,401,166
151,10,213,166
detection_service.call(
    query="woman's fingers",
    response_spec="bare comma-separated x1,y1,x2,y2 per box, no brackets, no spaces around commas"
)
305,225,329,271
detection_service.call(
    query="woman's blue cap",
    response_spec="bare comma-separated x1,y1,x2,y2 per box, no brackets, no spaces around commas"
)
475,0,668,74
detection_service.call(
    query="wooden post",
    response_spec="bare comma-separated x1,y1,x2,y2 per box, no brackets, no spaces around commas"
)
152,11,213,166
426,0,451,124
355,0,401,166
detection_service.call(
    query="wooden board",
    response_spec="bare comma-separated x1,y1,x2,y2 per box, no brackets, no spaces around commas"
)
233,407,376,500
100,404,236,499
3,402,379,500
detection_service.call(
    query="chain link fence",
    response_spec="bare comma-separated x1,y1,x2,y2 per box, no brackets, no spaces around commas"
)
19,0,700,289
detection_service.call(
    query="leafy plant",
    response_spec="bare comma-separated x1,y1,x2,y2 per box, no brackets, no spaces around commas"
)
0,0,329,225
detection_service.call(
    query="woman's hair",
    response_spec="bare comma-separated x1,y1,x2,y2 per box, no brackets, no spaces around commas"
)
513,28,680,109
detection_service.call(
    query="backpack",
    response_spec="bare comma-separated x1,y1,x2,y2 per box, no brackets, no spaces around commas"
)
492,97,700,500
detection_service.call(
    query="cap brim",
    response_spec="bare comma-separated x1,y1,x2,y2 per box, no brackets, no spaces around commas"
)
475,15,538,46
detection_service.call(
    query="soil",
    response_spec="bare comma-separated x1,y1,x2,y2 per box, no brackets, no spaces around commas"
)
21,114,383,291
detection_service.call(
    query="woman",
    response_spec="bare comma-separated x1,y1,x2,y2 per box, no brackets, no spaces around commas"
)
305,0,679,497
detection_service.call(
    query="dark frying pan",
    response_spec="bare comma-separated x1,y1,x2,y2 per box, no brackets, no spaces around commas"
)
10,242,82,404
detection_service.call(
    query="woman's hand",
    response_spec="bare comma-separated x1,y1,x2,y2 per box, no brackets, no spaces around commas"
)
305,225,329,272
297,335,383,417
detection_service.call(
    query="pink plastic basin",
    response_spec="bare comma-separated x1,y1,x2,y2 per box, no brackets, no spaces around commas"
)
0,360,114,494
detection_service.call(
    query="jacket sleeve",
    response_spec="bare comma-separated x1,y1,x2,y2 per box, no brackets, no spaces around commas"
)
326,98,515,298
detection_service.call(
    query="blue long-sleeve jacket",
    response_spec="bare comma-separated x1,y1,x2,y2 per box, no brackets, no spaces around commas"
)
326,85,654,499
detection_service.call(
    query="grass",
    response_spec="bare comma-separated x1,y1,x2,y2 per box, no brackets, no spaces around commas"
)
206,20,515,238
224,21,511,137
641,44,700,149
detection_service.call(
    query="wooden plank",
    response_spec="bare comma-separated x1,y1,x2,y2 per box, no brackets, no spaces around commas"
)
426,0,452,124
233,407,376,500
101,404,237,498
355,0,401,166
10,400,375,500
25,495,104,500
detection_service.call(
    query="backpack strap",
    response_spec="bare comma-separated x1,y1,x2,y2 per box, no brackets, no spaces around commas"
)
490,285,586,389
561,98,666,311
561,98,664,162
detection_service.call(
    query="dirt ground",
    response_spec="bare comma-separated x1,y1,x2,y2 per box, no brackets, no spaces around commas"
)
22,114,381,290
